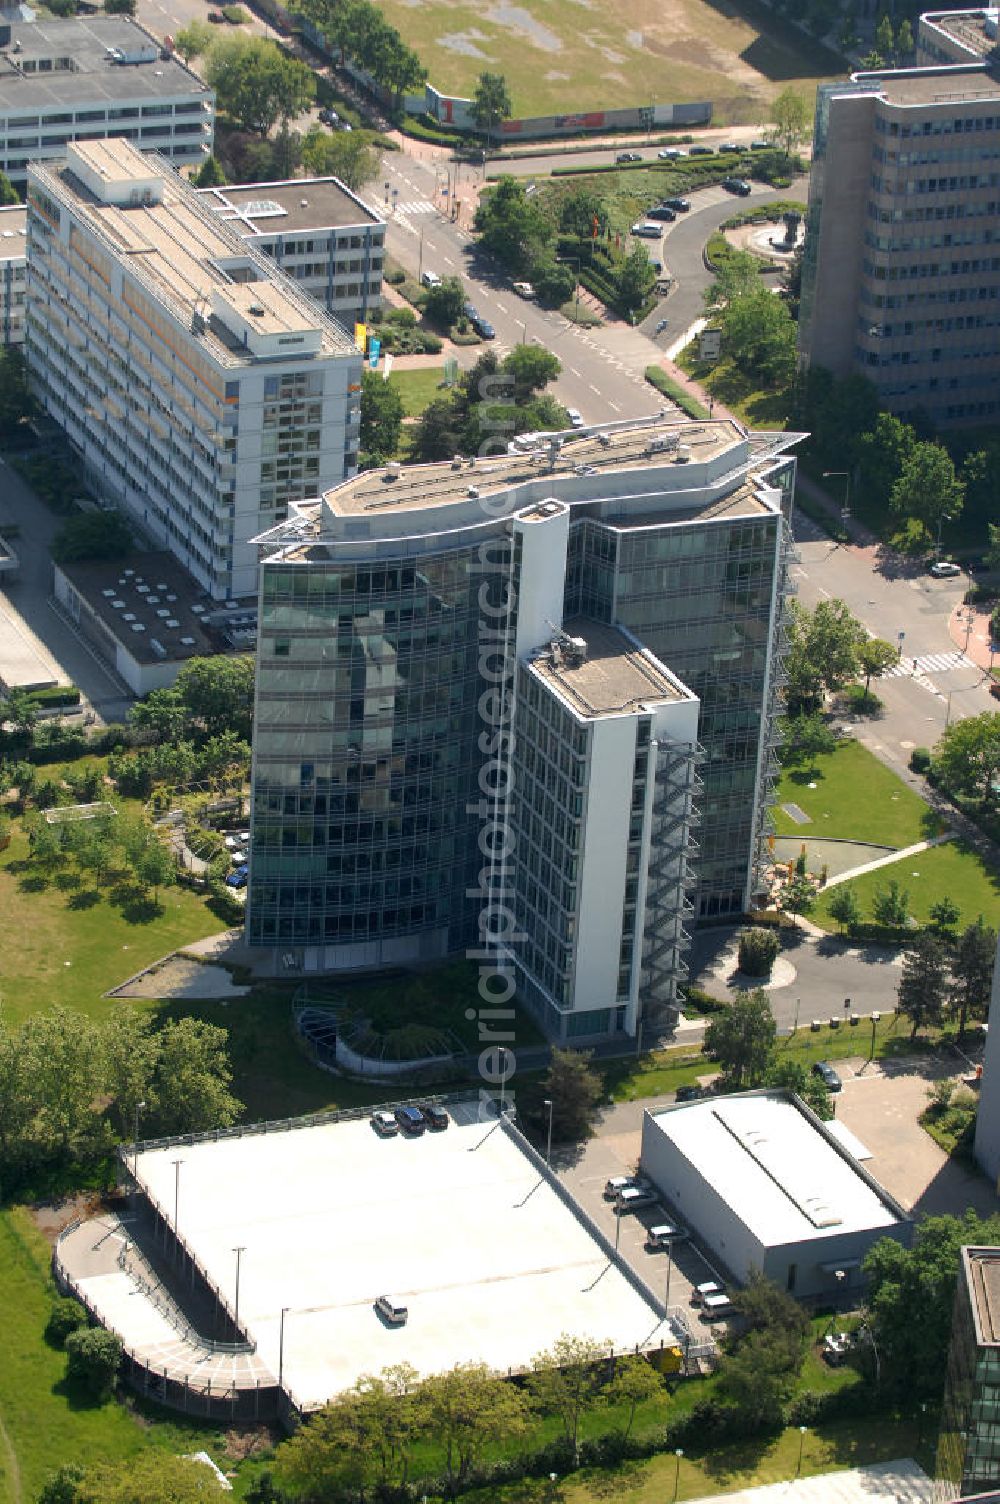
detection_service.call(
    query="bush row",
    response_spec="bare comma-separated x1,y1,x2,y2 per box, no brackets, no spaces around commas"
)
26,685,81,709
644,366,710,420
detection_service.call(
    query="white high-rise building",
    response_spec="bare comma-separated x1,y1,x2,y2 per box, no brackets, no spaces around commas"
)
26,138,363,600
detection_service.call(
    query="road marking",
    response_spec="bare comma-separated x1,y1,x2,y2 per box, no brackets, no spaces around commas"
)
495,301,508,314
883,650,976,678
609,401,622,413
569,367,581,377
589,383,601,393
817,586,831,598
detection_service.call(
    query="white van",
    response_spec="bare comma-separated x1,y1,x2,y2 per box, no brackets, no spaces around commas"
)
421,270,441,289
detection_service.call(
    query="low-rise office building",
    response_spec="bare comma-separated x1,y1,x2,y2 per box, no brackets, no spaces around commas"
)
26,139,363,602
640,1090,911,1298
0,201,25,345
0,17,214,187
798,10,1000,427
198,177,385,331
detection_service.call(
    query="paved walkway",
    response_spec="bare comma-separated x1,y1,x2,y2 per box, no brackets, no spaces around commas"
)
691,1459,934,1504
822,834,952,889
950,597,998,674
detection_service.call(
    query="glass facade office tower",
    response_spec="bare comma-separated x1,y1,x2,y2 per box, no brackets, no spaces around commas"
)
939,1247,1000,1496
798,15,1000,428
247,417,801,1042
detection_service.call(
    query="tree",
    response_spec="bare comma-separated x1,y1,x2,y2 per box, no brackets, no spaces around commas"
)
173,655,254,741
737,927,779,978
827,885,861,936
719,289,797,385
779,872,815,915
704,249,765,311
533,259,576,309
360,368,404,464
897,16,914,52
300,123,380,191
928,895,961,941
102,1010,158,1139
733,1269,810,1341
875,13,895,57
705,989,776,1089
474,176,554,273
986,521,1000,571
104,0,137,13
784,599,867,714
411,395,465,462
421,1364,530,1487
857,637,899,694
38,1465,86,1504
539,1049,602,1141
932,712,1000,803
857,413,916,512
190,152,228,186
528,1334,608,1458
871,878,910,928
0,1009,42,1161
0,347,35,434
65,1454,226,1503
150,1018,242,1135
1,686,38,737
205,35,315,137
279,1365,422,1498
0,171,19,207
889,441,965,539
864,1211,1000,1400
897,930,949,1038
174,20,216,59
780,711,836,769
768,87,810,158
471,71,512,146
51,510,132,564
603,1355,662,1440
129,687,188,744
45,1298,89,1349
65,1328,122,1401
766,1058,834,1119
20,1007,103,1152
559,187,604,243
502,344,561,400
424,274,466,329
949,917,997,1041
615,246,657,317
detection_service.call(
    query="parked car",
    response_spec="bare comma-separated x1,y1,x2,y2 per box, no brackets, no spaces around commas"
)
375,1294,408,1325
654,318,669,335
631,221,663,239
604,1174,641,1200
750,139,771,150
371,1110,398,1137
701,1293,734,1319
929,560,961,577
616,151,643,163
812,1060,843,1092
207,9,224,19
688,144,715,155
421,270,441,288
616,1186,658,1213
823,1332,852,1365
418,1103,449,1130
394,1104,426,1134
691,1281,724,1305
722,177,752,196
645,205,677,222
657,147,687,159
318,107,339,126
664,196,691,212
720,141,742,153
225,865,248,888
471,313,495,339
645,1222,688,1250
512,281,535,298
566,407,585,428
675,1083,703,1102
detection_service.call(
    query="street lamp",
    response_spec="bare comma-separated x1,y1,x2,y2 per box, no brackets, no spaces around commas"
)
614,1194,623,1252
673,1448,684,1501
935,512,951,560
822,470,851,519
278,1305,290,1390
498,1046,509,1118
797,1425,808,1476
132,1099,146,1180
543,1098,554,1165
232,1245,246,1330
870,1011,880,1063
171,1158,183,1238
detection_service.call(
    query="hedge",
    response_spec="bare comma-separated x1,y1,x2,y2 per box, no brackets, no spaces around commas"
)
26,685,81,709
645,365,710,420
401,113,468,147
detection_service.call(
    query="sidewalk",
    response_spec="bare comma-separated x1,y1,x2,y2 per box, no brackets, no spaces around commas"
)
949,598,998,674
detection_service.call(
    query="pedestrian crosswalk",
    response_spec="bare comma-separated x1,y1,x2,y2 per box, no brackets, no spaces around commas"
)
883,649,975,677
393,198,436,217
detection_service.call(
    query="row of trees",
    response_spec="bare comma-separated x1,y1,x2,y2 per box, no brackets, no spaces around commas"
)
0,1003,241,1185
295,0,426,102
783,597,898,721
409,346,568,463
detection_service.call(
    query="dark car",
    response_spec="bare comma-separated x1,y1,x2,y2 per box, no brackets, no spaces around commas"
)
472,316,496,339
722,177,752,196
750,139,771,150
394,1104,426,1134
688,144,714,155
676,1084,703,1103
646,204,677,222
812,1060,843,1092
720,141,743,153
616,151,643,164
418,1103,449,1130
990,681,1000,701
318,107,339,126
664,197,691,212
225,864,248,888
207,10,224,19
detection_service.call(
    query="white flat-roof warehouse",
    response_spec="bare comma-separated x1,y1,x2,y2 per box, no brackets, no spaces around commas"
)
640,1091,911,1300
121,1107,671,1411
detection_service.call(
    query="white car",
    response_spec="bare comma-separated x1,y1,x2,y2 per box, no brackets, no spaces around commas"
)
657,147,687,159
375,1294,408,1325
512,281,535,298
631,221,663,239
929,560,961,578
566,407,585,428
421,270,441,289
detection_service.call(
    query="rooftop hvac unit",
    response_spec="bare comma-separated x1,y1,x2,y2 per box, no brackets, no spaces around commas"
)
191,604,206,614
111,599,125,609
564,636,587,667
646,433,679,455
147,595,160,606
131,623,146,633
101,588,115,598
150,639,166,659
156,583,167,591
166,618,180,628
451,454,463,470
123,570,135,577
674,445,691,463
123,612,136,622
180,636,196,645
166,594,177,602
156,608,171,619
385,461,401,481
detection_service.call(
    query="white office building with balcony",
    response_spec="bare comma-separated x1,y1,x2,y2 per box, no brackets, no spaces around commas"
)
26,138,363,601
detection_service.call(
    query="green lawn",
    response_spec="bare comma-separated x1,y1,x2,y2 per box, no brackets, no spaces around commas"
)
812,840,1000,936
771,740,937,848
0,826,228,1027
676,347,793,430
388,365,448,418
377,0,842,120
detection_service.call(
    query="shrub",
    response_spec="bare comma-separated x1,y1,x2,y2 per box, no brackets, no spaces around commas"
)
45,1297,88,1349
26,685,81,709
909,746,932,774
65,1327,122,1400
738,927,780,977
644,366,710,420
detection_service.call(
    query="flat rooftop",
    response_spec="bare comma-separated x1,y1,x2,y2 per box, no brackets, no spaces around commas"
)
56,550,215,664
529,617,684,716
36,141,356,364
133,1106,671,1411
0,203,26,259
852,61,1000,104
965,1246,1000,1345
199,177,383,233
922,8,999,60
0,17,209,109
647,1092,907,1246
